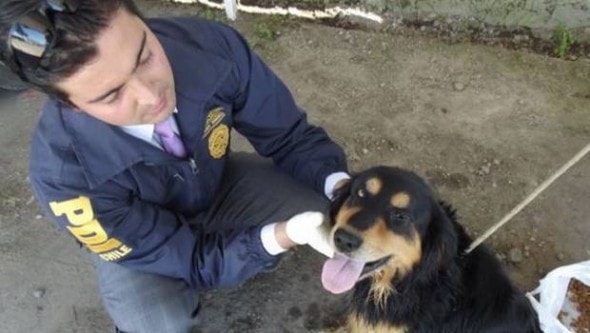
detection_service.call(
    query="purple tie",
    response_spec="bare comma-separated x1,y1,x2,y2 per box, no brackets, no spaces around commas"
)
154,118,187,158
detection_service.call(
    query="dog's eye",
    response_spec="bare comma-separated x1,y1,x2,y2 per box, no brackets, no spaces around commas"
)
389,211,411,224
357,189,366,197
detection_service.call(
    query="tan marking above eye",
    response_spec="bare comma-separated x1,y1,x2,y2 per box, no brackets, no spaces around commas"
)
391,192,411,209
366,177,382,195
335,205,362,228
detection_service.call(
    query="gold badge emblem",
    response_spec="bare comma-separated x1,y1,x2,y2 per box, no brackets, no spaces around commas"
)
203,107,226,139
208,124,229,159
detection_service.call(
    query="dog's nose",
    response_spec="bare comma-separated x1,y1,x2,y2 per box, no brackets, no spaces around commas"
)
334,229,362,252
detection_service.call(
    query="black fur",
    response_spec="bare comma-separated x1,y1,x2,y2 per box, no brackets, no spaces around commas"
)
331,167,541,333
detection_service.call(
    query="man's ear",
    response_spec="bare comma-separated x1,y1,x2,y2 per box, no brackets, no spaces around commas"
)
49,87,78,110
63,101,83,112
58,98,79,111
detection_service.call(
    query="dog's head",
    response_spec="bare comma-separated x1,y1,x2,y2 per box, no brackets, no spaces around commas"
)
321,166,458,295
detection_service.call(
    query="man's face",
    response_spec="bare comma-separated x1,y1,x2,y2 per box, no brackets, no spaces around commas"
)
57,8,176,125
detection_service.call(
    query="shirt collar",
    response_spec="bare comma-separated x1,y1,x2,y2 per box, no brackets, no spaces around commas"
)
120,108,180,141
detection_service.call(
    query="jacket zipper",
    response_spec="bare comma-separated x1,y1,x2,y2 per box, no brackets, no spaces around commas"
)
189,157,199,175
145,156,199,175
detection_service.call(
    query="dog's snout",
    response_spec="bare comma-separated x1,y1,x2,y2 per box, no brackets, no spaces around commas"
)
334,229,362,252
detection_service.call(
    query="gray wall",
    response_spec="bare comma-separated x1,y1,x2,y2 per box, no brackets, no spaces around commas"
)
368,0,590,40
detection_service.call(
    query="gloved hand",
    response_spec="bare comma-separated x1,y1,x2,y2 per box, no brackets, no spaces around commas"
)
285,211,334,258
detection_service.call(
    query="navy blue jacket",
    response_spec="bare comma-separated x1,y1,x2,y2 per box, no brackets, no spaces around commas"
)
29,17,347,289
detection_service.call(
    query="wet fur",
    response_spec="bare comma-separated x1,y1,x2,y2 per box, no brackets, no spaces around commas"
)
329,167,541,333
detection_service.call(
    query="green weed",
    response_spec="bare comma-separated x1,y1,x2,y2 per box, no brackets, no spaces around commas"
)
198,8,229,23
254,22,277,42
553,23,574,59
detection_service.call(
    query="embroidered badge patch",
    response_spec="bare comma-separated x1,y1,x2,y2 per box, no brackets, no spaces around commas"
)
203,107,226,139
208,124,229,159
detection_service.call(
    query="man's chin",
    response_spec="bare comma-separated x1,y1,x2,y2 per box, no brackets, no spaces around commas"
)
145,107,173,125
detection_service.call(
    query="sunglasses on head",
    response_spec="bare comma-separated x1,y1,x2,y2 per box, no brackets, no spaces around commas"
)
2,0,78,80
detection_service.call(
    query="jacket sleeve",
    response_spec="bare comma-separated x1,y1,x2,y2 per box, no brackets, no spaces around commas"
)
30,175,277,290
212,23,348,193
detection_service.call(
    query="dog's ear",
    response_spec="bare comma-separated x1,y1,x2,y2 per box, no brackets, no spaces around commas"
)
328,179,352,225
422,202,458,270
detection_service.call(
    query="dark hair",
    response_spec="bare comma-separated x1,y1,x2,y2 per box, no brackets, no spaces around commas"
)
0,0,142,102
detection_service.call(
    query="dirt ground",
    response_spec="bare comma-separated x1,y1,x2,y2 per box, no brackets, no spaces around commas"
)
1,2,589,332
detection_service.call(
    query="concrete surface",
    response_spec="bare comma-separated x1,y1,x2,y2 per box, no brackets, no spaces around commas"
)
0,1,589,332
368,0,590,29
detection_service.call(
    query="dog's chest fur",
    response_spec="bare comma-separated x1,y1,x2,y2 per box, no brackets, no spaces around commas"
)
346,314,408,333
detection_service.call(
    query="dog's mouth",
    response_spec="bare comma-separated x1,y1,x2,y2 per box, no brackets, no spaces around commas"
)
361,255,391,276
321,253,392,294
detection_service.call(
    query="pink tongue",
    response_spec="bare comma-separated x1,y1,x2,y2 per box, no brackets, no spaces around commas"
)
321,253,365,294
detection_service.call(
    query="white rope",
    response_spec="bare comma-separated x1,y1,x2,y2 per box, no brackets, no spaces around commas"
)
172,0,383,24
465,142,590,254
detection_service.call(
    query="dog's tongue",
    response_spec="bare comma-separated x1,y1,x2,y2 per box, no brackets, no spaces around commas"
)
321,253,364,294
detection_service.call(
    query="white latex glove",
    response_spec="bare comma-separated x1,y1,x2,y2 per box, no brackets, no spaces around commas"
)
285,211,334,258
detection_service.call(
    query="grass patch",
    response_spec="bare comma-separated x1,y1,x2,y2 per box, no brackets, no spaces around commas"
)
254,22,278,41
197,7,229,23
247,17,287,52
552,23,574,59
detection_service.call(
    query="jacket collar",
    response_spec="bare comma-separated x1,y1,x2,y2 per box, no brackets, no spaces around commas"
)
61,21,233,188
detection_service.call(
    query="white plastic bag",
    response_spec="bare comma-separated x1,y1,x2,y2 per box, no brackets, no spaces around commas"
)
526,260,590,333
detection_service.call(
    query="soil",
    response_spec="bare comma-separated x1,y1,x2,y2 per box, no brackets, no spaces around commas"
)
0,1,589,332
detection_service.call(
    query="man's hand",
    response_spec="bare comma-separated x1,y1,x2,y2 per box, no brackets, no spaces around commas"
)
285,212,334,257
261,212,334,257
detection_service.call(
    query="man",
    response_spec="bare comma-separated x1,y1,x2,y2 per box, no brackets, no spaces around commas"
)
0,1,349,332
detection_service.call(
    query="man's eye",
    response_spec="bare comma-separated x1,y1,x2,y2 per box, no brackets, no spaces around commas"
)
106,92,120,104
140,53,152,66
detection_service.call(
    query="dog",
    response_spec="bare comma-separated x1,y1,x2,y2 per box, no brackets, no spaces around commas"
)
321,166,541,333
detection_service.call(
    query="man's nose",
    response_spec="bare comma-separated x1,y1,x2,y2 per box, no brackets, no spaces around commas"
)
130,77,158,106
